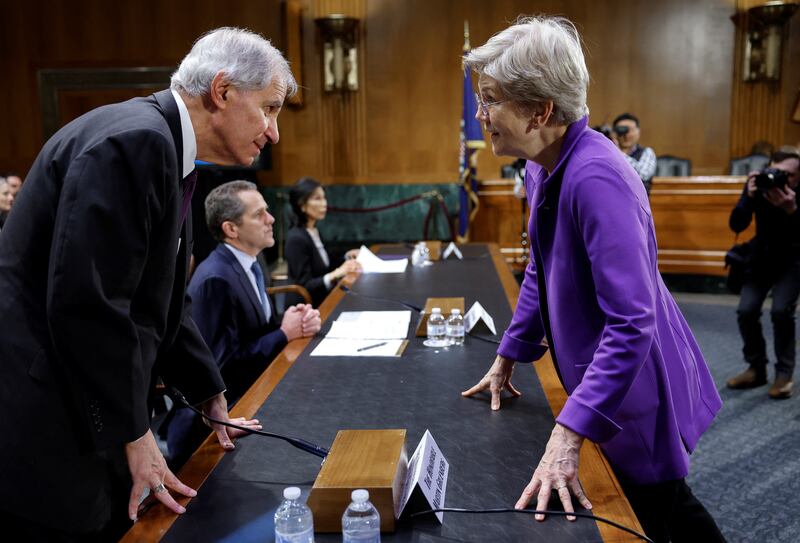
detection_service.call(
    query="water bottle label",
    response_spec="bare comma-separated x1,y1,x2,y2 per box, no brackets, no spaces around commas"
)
427,324,445,336
446,325,464,336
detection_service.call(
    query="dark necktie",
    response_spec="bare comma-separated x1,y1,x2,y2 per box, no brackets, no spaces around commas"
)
180,170,198,224
250,261,271,321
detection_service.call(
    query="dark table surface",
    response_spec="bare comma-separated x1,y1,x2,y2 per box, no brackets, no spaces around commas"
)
162,245,602,542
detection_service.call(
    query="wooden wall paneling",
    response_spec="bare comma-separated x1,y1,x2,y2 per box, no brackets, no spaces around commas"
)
464,0,736,180
284,0,306,107
1,0,748,187
312,0,368,183
729,0,800,159
2,0,285,178
361,0,463,184
783,15,800,147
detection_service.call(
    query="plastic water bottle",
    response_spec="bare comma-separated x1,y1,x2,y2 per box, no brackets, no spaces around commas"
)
411,242,429,267
446,308,465,345
427,307,446,342
342,489,381,543
275,487,314,543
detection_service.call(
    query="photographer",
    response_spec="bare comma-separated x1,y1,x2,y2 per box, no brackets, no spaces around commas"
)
613,113,657,193
727,146,800,399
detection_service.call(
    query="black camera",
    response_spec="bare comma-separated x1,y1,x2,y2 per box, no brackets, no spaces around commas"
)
593,124,630,140
754,168,789,192
613,125,630,136
593,124,613,139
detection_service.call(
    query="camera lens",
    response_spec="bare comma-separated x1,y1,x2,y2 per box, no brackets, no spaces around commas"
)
613,125,629,136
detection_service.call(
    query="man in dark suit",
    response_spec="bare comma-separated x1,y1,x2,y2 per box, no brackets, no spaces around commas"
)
0,28,296,540
167,180,320,467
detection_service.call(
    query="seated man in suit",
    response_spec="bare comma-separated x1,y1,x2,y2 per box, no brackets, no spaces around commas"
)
167,180,321,467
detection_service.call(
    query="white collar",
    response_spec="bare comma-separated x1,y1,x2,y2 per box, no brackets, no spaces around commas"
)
171,90,197,178
224,243,258,270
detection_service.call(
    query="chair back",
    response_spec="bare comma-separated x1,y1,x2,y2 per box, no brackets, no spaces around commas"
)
729,154,770,175
655,155,692,177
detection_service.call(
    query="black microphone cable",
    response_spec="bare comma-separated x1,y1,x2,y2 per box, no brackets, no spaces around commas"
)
410,507,654,543
170,388,329,459
338,284,423,312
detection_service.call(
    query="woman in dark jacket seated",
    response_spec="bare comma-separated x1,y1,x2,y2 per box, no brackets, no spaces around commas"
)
286,177,361,307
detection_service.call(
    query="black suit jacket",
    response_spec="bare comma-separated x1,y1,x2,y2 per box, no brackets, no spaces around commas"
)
285,225,342,307
166,244,287,465
0,90,224,532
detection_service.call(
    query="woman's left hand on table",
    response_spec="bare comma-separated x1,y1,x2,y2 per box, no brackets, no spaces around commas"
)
515,423,591,521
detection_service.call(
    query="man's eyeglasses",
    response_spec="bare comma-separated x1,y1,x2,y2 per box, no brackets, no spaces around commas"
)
474,93,507,118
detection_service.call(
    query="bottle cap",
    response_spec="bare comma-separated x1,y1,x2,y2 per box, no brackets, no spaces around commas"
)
432,307,441,313
451,309,460,315
283,487,301,500
351,489,369,503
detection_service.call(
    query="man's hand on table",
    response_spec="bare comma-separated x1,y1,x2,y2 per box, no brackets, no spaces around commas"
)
125,430,195,521
201,392,262,451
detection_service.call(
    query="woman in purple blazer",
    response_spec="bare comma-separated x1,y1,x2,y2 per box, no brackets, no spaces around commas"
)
461,16,724,542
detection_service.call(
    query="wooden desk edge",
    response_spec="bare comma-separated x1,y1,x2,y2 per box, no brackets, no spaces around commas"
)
124,245,640,542
122,278,350,542
490,245,642,542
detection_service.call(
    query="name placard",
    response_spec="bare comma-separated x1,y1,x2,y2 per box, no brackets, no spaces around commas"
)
442,242,463,260
463,301,497,336
395,429,449,523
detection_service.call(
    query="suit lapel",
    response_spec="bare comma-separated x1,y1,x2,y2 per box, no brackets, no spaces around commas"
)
153,90,194,281
216,245,267,326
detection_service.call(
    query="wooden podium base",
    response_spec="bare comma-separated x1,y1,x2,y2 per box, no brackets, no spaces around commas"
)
308,429,407,532
415,297,465,336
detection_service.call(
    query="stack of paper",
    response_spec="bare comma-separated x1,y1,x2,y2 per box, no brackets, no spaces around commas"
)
311,310,411,357
355,246,408,274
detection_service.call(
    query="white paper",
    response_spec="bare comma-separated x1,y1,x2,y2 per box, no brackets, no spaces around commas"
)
356,245,409,273
441,242,463,260
396,429,449,523
310,338,405,357
463,301,497,335
326,310,411,340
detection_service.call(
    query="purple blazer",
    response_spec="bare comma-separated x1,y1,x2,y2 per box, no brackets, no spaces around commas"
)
497,116,722,484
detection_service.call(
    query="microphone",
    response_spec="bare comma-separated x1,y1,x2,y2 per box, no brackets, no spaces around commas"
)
170,388,329,459
339,284,423,312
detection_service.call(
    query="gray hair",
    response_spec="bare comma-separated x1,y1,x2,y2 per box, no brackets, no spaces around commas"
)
205,180,259,242
464,15,589,125
171,27,297,98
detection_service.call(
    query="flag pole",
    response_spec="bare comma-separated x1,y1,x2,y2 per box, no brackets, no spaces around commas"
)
457,20,484,243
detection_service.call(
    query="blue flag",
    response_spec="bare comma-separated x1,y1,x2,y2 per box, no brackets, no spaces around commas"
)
458,63,485,240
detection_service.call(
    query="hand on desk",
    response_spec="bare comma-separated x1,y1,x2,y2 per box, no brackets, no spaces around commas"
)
281,304,321,341
201,392,262,451
515,423,591,521
125,429,195,521
124,395,261,520
461,355,521,410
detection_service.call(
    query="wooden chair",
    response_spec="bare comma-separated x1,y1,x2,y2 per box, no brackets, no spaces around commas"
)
267,284,312,305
